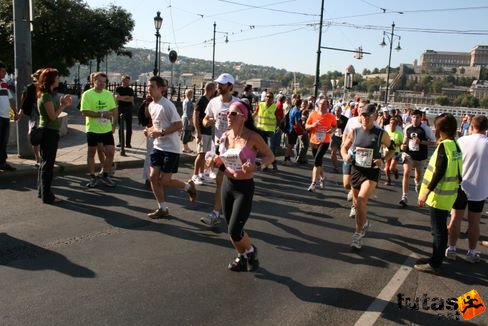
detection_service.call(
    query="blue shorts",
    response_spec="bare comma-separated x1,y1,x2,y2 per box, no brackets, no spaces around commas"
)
150,149,180,174
343,161,352,175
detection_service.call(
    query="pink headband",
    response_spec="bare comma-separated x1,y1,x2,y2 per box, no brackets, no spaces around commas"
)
231,102,249,121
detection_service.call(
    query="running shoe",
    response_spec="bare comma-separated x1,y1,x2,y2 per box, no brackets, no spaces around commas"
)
191,175,204,185
228,254,248,272
399,195,408,207
147,207,169,219
246,245,259,272
347,190,353,202
466,251,481,263
86,176,98,188
414,262,440,274
200,211,221,226
349,205,356,218
351,232,363,249
445,248,457,260
186,180,197,202
362,220,371,235
319,177,325,189
307,183,316,192
100,175,116,187
208,170,217,179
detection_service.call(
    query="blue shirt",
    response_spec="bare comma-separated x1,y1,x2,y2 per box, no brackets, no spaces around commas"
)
288,106,301,133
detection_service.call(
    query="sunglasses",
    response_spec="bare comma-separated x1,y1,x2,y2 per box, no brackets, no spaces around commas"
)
227,111,243,116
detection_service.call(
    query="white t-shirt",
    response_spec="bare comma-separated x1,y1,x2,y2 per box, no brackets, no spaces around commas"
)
204,96,239,141
343,116,380,136
149,96,182,154
457,133,488,201
0,79,13,119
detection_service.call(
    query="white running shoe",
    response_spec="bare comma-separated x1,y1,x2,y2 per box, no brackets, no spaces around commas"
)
349,206,356,218
209,170,217,179
351,232,363,249
445,247,457,261
347,190,353,201
191,175,204,185
307,183,316,192
466,251,480,263
200,211,221,226
319,178,325,189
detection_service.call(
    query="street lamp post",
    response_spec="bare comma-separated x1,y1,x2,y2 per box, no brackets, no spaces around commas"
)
153,11,163,76
211,22,228,79
380,22,401,104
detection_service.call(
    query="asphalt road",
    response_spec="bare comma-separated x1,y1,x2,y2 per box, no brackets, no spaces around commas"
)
0,161,487,326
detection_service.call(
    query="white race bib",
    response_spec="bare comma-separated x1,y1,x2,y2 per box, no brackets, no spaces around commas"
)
217,111,228,132
316,126,326,142
98,111,109,125
408,139,419,151
220,148,242,171
355,147,374,168
334,128,342,137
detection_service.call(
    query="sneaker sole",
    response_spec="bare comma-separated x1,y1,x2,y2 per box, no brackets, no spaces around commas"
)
200,217,221,226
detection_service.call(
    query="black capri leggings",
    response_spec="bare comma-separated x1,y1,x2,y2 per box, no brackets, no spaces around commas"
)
221,177,255,242
311,143,330,167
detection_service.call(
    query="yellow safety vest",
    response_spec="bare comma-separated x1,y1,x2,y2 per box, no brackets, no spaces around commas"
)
420,139,462,210
257,102,277,132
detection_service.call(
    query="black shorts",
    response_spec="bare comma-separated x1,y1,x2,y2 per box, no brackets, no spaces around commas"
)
87,131,115,147
452,187,485,213
287,130,298,145
150,149,180,174
351,166,380,189
331,135,342,149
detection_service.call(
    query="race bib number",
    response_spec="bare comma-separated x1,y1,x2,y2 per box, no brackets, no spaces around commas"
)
355,147,374,168
316,126,326,142
217,111,228,132
334,128,342,137
220,148,242,171
408,139,419,151
98,111,109,125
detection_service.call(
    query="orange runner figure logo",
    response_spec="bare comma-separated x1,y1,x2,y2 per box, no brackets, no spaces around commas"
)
457,290,485,320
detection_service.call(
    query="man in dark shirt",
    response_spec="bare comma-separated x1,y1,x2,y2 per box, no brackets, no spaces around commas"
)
115,75,134,148
330,106,348,171
399,109,436,207
191,82,216,184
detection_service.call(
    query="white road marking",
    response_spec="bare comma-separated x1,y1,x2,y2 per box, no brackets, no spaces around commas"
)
354,253,418,326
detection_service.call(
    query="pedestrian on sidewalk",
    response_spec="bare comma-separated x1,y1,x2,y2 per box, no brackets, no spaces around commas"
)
446,115,488,263
19,69,43,167
415,113,463,274
0,61,19,172
80,72,118,188
115,75,134,148
36,68,72,204
181,89,194,153
213,101,274,271
146,76,197,219
191,82,216,185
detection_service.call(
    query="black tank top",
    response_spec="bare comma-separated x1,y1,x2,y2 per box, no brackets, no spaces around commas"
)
351,126,383,169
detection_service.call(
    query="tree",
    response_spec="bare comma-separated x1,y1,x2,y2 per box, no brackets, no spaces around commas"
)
480,97,488,108
454,94,479,108
0,1,134,75
435,96,450,106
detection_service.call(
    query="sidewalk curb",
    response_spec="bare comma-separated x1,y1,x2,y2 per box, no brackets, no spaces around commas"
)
0,154,196,181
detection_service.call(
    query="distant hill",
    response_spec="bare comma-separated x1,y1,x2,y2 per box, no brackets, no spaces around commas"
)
68,47,307,86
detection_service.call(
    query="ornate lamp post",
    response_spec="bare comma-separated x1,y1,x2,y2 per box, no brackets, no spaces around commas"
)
153,11,163,76
380,22,402,104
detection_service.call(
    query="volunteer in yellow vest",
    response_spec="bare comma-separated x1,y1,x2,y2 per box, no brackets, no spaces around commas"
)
81,72,118,188
253,91,282,170
415,113,462,274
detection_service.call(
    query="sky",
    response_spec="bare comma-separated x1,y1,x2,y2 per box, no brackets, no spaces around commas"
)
84,0,488,76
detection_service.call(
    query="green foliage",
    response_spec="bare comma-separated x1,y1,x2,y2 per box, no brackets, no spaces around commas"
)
435,96,450,106
453,94,479,107
480,97,488,108
0,1,134,75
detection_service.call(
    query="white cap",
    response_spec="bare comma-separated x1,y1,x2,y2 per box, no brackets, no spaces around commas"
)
214,73,234,85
